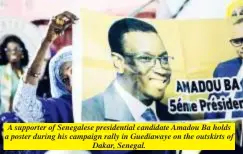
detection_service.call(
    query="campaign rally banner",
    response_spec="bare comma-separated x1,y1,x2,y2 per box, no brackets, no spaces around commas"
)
2,9,239,151
73,9,243,122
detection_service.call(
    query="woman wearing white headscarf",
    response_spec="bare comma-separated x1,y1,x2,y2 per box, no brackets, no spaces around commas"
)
11,11,78,123
0,11,78,154
0,45,73,154
13,46,73,123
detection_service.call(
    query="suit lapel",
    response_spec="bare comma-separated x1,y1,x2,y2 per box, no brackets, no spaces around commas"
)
103,82,135,122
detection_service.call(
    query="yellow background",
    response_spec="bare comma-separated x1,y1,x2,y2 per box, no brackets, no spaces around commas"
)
4,123,235,150
80,10,237,112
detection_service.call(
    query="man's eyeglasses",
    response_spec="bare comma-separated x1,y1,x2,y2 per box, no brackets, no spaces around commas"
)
124,53,174,68
230,37,243,47
4,47,23,53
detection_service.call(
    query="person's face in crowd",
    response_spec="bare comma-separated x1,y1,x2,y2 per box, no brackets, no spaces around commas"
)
5,41,23,63
60,61,72,92
232,6,243,16
230,23,243,58
115,31,172,101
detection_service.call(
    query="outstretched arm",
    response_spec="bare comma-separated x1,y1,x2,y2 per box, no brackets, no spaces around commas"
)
26,11,78,85
13,11,78,122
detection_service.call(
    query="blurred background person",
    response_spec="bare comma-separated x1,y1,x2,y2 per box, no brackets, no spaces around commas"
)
0,35,29,114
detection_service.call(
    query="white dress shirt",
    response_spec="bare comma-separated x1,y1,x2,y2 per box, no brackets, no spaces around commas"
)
114,80,159,122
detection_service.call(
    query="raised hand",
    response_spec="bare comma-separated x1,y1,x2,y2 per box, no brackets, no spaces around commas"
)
45,11,79,42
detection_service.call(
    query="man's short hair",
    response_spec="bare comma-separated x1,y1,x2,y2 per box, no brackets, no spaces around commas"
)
108,18,158,55
233,17,243,25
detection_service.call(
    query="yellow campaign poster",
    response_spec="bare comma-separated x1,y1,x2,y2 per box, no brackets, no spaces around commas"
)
74,9,242,122
1,8,240,152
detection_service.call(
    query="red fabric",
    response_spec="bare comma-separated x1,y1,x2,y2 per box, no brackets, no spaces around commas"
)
52,27,72,52
136,11,156,18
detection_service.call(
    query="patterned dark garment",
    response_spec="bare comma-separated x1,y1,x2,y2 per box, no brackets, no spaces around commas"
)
0,112,47,154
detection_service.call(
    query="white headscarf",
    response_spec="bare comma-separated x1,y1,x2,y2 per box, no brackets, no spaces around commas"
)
49,46,72,98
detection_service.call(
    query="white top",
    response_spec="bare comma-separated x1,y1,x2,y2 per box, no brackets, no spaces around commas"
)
13,79,44,122
114,80,159,122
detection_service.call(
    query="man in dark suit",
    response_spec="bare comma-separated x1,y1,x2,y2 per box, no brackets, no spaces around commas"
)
82,18,192,154
203,18,243,154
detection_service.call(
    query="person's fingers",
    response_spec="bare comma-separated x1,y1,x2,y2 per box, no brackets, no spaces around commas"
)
52,11,78,27
49,11,78,36
51,23,63,34
63,22,72,31
53,15,72,27
63,16,69,22
51,16,66,31
62,16,74,25
63,11,79,20
61,14,76,24
55,17,65,26
54,12,74,21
